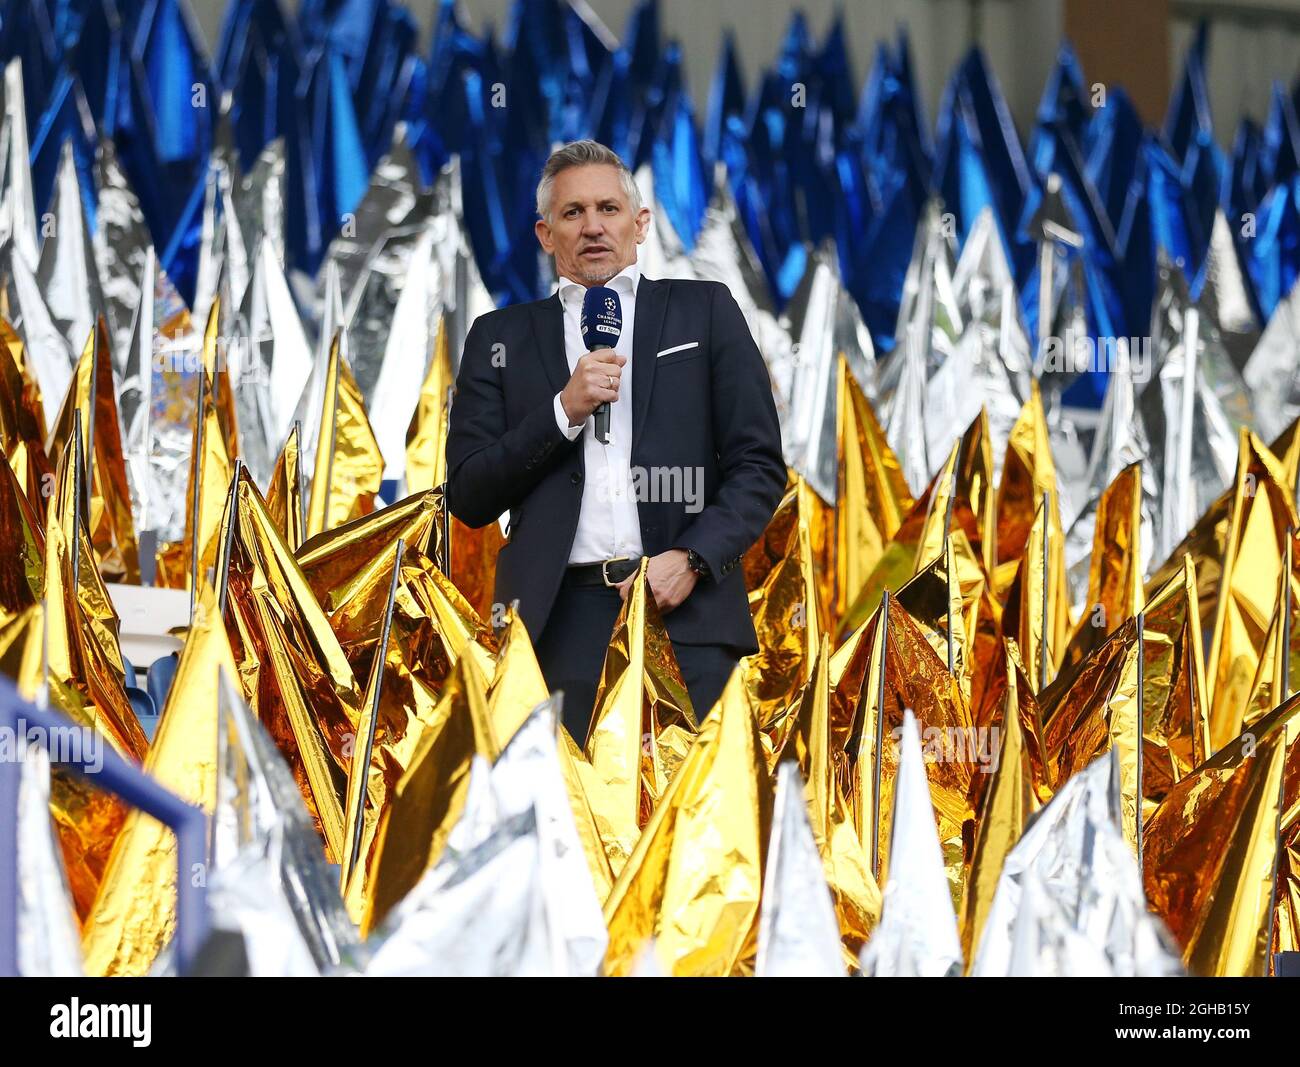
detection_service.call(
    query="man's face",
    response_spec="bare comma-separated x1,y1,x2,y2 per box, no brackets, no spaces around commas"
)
535,164,650,285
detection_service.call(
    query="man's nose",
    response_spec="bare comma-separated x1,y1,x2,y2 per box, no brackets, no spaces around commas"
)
581,211,605,235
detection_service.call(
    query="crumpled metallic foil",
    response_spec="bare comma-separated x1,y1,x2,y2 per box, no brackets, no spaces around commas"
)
1200,208,1260,375
931,207,1032,486
322,129,432,402
361,651,495,935
756,760,845,977
1242,531,1300,727
0,59,39,273
236,138,287,272
959,644,1044,967
835,357,913,622
632,163,694,285
427,156,494,374
367,696,608,976
0,451,42,622
81,581,236,976
2,236,74,434
370,224,439,483
27,442,141,922
896,537,969,704
47,320,139,582
743,479,828,752
338,543,446,921
1244,263,1300,441
118,251,201,544
780,639,880,961
997,383,1069,590
1140,256,1253,564
851,593,974,889
779,243,876,503
233,239,312,484
192,157,251,347
970,751,1183,976
293,259,343,475
41,430,144,760
17,743,84,976
37,142,106,365
1140,556,1211,808
92,140,151,375
366,769,550,975
603,667,767,976
155,306,234,591
1143,706,1292,977
209,671,362,977
215,467,362,862
0,321,51,522
893,198,963,373
882,319,930,496
300,515,495,701
1175,430,1297,752
1041,614,1143,852
859,710,963,976
304,330,383,538
404,314,452,494
582,560,698,876
688,164,791,390
1065,342,1156,599
265,421,305,553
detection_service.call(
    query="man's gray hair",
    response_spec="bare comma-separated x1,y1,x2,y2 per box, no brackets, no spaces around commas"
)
535,140,642,222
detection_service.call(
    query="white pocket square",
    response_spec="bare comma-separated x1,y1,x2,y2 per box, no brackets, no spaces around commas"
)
656,341,699,358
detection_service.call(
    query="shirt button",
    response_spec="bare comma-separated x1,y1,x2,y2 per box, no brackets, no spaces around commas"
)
571,472,583,485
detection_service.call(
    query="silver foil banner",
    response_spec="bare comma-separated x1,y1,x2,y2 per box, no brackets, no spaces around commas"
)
969,751,1183,977
17,744,84,976
38,142,106,363
779,242,876,504
208,672,363,977
755,760,844,977
367,696,607,977
859,710,963,977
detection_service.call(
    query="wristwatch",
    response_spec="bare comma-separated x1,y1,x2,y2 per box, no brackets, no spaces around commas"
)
685,548,711,580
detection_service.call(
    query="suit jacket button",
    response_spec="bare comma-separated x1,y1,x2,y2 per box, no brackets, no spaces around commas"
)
571,472,583,485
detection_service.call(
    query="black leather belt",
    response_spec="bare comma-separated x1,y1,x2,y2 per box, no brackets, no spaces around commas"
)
565,555,644,588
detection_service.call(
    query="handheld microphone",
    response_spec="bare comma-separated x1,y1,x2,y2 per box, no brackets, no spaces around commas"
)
579,286,623,445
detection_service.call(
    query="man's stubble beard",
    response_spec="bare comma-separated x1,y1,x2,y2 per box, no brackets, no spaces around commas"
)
574,264,620,285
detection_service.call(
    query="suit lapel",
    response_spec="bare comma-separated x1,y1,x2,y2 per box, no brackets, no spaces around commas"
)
631,275,667,453
531,293,571,394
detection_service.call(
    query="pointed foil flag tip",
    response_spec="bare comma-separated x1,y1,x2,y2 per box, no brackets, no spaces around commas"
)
210,671,362,975
859,710,963,976
756,761,845,977
971,753,1182,976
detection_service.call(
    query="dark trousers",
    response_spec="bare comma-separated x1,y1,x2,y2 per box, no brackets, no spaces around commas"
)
534,577,741,744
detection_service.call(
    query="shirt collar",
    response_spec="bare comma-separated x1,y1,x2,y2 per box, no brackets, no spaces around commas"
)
557,261,640,306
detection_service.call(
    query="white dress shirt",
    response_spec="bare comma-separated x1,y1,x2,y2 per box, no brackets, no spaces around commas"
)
551,261,645,565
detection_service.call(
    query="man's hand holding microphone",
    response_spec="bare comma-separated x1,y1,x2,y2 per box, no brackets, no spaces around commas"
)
559,349,625,427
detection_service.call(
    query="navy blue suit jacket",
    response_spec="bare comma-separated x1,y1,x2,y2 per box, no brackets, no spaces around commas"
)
445,276,785,653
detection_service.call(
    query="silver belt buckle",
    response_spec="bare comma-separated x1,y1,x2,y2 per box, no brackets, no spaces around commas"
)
601,555,631,587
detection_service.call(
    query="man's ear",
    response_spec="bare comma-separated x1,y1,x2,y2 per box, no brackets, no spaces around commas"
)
634,205,651,245
535,217,554,254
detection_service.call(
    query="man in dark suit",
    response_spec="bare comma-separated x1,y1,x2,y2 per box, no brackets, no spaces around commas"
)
446,140,785,741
